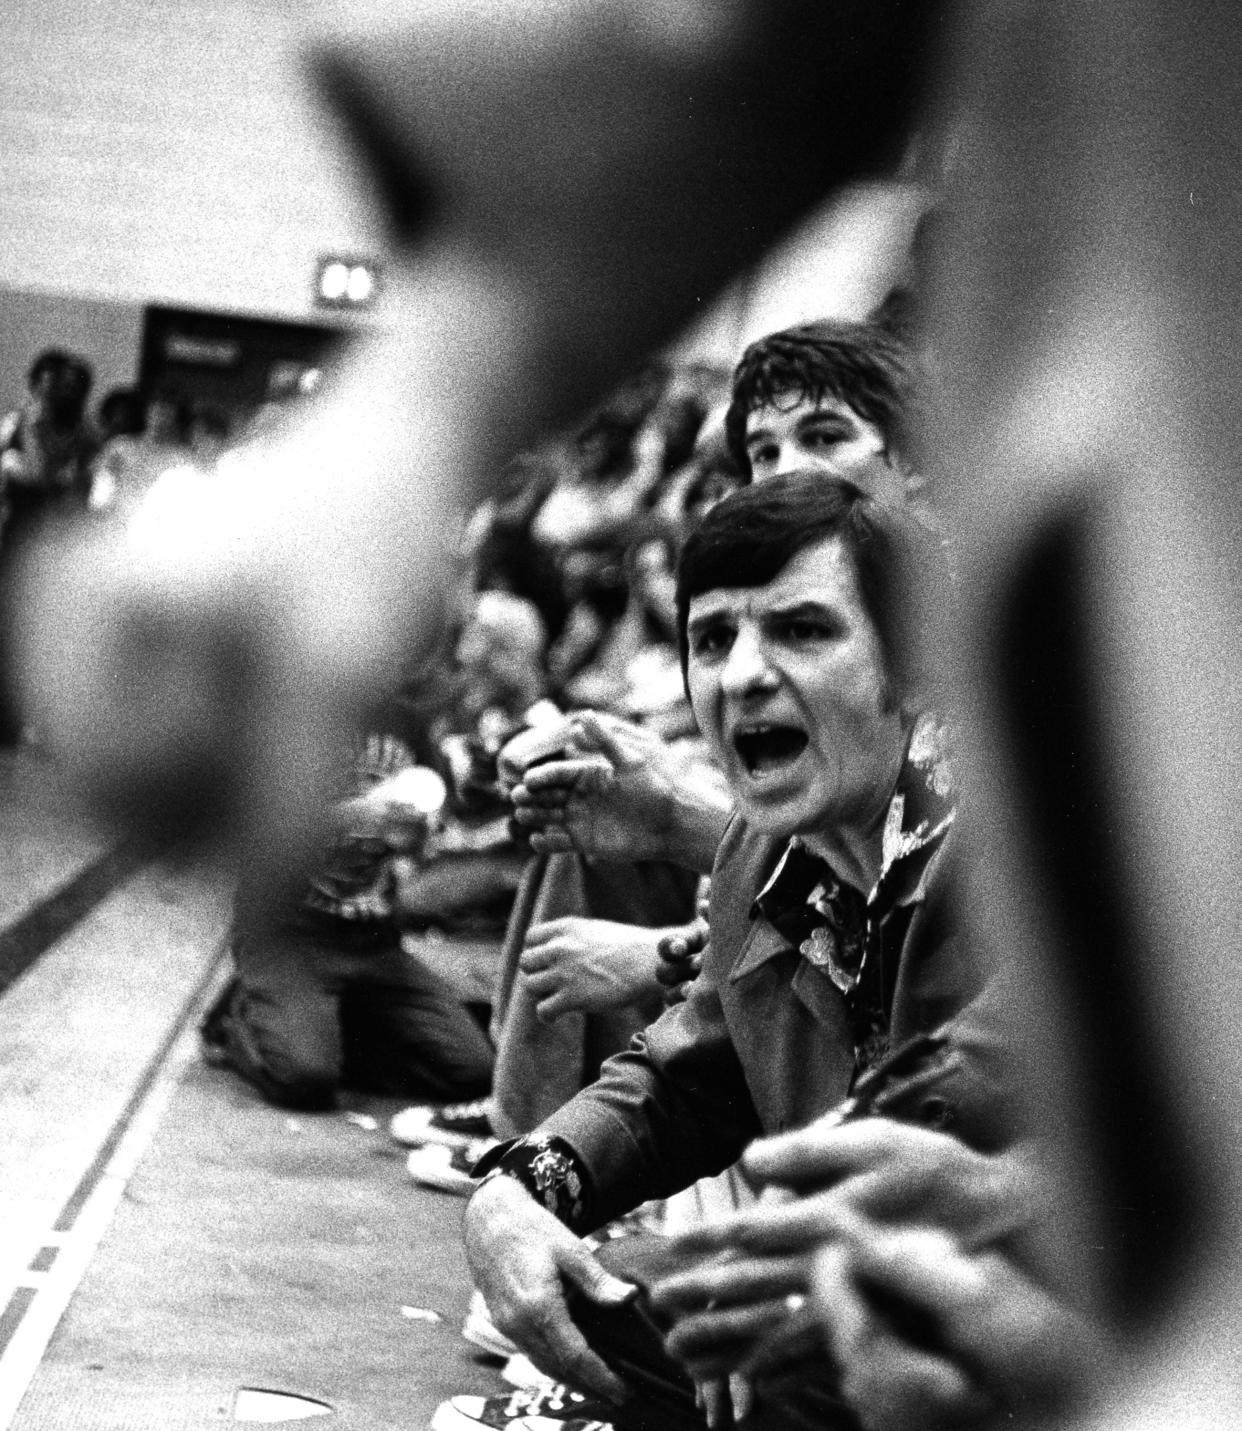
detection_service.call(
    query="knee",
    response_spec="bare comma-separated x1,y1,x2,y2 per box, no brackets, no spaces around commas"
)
212,988,342,1110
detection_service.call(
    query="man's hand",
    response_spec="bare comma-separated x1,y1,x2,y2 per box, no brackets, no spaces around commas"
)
507,711,731,870
654,915,709,1003
737,1117,1035,1243
518,917,665,1021
649,1122,1042,1386
813,1226,1101,1431
462,1174,636,1400
649,1246,819,1381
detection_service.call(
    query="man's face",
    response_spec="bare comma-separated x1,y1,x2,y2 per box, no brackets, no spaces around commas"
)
745,393,906,505
686,534,906,841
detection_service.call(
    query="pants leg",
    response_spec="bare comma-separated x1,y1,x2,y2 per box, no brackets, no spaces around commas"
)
213,911,494,1109
212,930,346,1110
340,940,494,1101
490,854,698,1137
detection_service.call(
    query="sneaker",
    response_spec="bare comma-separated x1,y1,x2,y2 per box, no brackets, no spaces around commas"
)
406,1138,494,1196
462,1289,518,1360
392,1098,495,1150
500,1353,556,1392
428,1383,614,1431
509,1419,614,1431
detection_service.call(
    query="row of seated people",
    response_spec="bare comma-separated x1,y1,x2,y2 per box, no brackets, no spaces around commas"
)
200,345,744,1112
0,349,234,527
201,314,1097,1431
0,349,238,743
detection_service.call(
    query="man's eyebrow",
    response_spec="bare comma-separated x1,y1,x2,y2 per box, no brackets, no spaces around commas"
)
762,597,839,622
796,408,854,429
686,604,731,634
744,425,774,448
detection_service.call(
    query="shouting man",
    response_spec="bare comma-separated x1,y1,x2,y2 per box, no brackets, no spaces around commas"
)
457,474,997,1431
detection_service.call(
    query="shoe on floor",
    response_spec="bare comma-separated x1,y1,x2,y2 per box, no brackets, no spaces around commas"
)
428,1383,615,1431
508,1418,615,1431
391,1097,494,1149
501,1353,556,1392
462,1288,518,1360
406,1138,495,1196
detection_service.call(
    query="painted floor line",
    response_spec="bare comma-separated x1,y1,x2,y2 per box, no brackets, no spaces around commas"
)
0,950,229,1431
0,841,150,998
52,938,228,1236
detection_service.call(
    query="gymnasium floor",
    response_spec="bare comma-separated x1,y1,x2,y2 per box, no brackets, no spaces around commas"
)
0,747,507,1431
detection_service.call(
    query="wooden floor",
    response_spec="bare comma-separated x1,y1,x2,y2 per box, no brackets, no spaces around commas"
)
0,748,506,1431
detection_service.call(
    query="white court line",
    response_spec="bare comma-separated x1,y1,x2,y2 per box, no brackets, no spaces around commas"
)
0,1008,211,1430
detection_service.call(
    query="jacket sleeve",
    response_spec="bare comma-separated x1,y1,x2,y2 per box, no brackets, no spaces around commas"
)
536,817,763,1230
536,942,763,1229
889,833,1028,1152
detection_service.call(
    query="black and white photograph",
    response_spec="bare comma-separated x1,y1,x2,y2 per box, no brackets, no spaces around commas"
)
0,3,1235,1429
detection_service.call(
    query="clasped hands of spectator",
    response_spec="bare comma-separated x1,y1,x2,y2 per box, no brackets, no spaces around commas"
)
503,710,731,871
518,916,671,1022
647,1118,1100,1431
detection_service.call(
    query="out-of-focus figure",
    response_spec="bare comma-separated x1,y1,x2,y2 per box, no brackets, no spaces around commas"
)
0,347,97,742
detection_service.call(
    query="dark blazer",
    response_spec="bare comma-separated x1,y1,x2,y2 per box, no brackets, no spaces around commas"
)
540,809,1000,1230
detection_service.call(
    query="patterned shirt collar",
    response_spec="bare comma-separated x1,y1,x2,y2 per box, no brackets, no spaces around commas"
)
751,713,956,995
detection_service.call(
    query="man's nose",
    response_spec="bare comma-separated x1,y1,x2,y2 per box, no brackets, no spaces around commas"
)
720,626,777,696
772,445,801,477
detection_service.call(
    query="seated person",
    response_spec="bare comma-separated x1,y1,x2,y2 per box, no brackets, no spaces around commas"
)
0,348,97,740
455,474,995,1430
0,348,97,524
560,529,693,738
478,322,939,1153
649,397,746,539
201,723,495,1112
724,317,921,502
92,387,195,516
508,315,930,878
397,515,717,1147
88,387,146,510
395,588,553,942
425,322,932,1148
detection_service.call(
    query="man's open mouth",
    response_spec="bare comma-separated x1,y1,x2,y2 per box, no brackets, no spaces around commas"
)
733,724,809,777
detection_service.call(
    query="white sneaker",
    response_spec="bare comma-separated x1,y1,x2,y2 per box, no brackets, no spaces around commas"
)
428,1383,613,1431
509,1418,614,1431
462,1288,518,1360
500,1354,556,1392
391,1098,495,1150
406,1138,494,1196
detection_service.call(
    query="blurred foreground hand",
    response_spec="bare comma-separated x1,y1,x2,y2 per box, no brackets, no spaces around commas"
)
14,0,929,884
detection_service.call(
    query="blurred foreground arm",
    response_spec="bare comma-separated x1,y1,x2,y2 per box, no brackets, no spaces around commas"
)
651,1120,1103,1426
813,1225,1103,1431
13,0,932,880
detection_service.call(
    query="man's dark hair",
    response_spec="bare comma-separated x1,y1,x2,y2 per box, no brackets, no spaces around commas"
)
27,348,70,390
724,318,915,477
676,472,949,711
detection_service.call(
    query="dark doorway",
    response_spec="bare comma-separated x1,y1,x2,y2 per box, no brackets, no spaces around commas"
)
138,306,360,428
